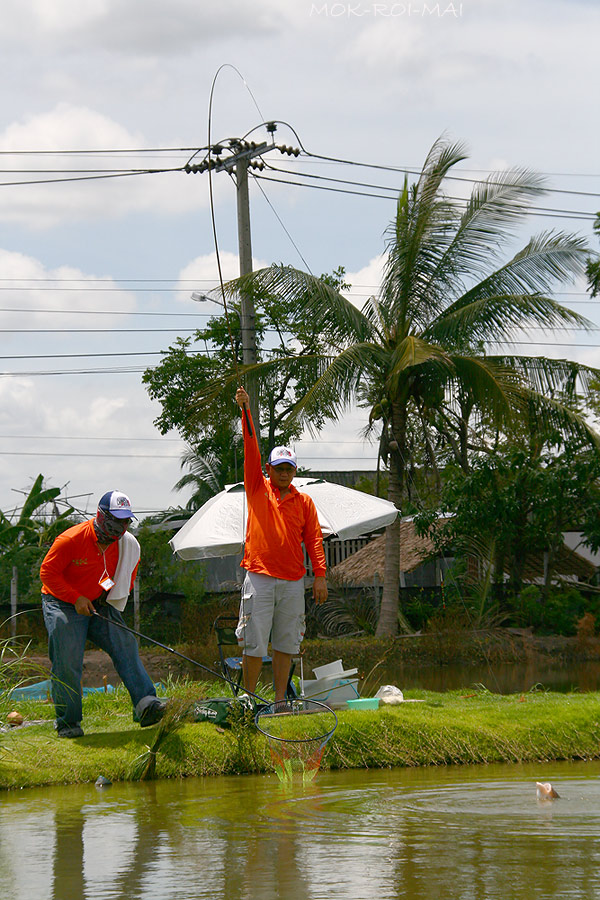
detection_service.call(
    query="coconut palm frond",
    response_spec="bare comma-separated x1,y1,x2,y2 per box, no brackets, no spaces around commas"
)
174,446,223,497
360,290,391,342
489,355,600,400
426,292,591,349
415,135,470,208
451,169,545,259
446,355,525,422
383,337,453,398
225,265,372,345
448,231,589,314
280,344,387,432
518,388,600,449
382,139,469,325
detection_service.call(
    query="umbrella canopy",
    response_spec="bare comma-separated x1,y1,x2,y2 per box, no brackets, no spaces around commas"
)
170,477,398,561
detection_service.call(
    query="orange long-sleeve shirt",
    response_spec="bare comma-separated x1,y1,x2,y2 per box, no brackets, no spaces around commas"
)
40,519,138,605
240,409,326,581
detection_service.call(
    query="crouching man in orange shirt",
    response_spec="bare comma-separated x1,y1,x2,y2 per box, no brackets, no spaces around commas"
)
40,491,166,738
235,387,328,702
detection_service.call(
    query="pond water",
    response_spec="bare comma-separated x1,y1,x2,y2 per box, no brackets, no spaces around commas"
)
197,658,600,698
375,659,600,694
2,759,600,900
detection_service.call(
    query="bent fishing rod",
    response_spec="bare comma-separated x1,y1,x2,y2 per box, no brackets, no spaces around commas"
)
91,607,267,706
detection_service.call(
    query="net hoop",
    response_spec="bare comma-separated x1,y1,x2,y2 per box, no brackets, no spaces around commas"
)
254,698,338,744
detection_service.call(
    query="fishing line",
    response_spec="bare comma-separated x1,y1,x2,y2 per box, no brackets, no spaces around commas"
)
203,63,271,439
92,608,337,755
90,608,268,705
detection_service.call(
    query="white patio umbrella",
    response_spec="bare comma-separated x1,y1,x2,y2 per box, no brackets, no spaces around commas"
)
170,477,398,560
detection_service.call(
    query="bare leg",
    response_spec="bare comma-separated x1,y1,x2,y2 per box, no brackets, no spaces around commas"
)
272,650,293,702
242,653,263,694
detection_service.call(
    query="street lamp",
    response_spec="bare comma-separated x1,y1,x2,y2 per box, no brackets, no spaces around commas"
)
191,291,222,305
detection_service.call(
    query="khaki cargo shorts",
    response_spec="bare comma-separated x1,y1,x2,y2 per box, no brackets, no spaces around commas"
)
235,571,305,657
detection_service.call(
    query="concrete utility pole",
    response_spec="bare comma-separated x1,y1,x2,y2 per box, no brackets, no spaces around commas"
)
235,154,259,431
186,129,300,440
10,566,17,638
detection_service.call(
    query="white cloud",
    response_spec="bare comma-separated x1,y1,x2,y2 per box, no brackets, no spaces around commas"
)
0,104,206,226
0,248,137,331
0,245,188,514
345,254,386,309
0,0,288,54
0,368,186,517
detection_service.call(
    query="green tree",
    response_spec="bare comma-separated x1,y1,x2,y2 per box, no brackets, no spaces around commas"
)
0,475,76,606
207,137,599,636
143,270,348,508
586,213,600,298
417,438,600,605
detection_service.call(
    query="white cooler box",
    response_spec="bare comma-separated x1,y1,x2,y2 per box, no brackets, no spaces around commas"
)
301,659,360,708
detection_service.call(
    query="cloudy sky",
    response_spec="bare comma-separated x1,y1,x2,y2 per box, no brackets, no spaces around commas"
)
0,0,598,520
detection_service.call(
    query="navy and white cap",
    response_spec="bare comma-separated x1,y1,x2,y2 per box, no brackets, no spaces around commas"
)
268,446,297,468
98,490,136,519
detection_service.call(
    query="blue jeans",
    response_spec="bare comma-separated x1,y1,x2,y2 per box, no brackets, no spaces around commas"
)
42,595,157,730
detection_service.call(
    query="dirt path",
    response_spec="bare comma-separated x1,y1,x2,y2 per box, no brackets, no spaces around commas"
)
26,648,198,687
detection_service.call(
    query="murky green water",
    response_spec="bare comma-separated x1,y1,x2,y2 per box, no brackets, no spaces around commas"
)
2,759,600,899
378,659,600,694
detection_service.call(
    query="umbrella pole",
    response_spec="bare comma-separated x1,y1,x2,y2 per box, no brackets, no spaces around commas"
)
91,608,267,705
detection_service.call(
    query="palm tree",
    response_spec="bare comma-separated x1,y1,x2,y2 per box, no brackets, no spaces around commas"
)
173,444,230,512
202,137,599,636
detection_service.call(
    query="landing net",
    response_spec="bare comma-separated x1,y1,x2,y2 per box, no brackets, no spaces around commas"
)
254,699,337,784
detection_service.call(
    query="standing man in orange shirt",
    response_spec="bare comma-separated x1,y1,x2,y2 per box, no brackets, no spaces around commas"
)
235,387,328,703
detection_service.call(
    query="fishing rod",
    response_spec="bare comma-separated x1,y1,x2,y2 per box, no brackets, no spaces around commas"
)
91,607,267,706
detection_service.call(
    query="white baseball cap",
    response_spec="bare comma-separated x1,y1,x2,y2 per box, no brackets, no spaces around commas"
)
268,446,297,468
98,490,136,519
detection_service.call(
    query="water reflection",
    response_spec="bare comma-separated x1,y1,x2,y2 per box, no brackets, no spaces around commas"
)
2,761,600,899
377,659,600,694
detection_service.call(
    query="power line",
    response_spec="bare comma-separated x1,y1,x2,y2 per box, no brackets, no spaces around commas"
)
254,170,598,222
0,147,203,155
0,307,210,316
0,434,183,443
0,433,368,444
0,166,183,189
0,450,377,460
0,450,183,459
0,328,202,334
0,350,210,361
5,322,600,336
0,277,219,283
0,366,149,377
290,140,600,199
252,175,313,273
266,160,600,218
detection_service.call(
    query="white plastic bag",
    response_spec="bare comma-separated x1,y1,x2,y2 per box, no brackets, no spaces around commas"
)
374,685,404,705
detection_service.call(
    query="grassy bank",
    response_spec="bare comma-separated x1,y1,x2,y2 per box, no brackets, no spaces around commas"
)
2,681,600,790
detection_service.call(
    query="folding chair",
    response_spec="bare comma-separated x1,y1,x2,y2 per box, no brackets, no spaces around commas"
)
213,615,271,697
213,614,298,699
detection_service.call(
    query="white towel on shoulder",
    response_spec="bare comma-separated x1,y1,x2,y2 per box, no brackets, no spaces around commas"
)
106,531,141,612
